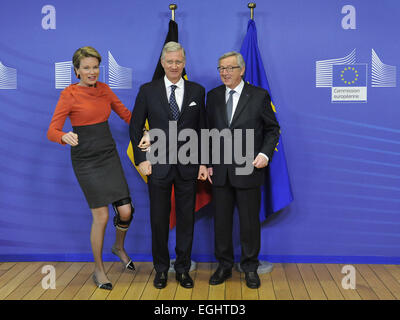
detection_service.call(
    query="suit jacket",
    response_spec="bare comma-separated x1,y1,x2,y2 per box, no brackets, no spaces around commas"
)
130,78,206,180
206,82,280,188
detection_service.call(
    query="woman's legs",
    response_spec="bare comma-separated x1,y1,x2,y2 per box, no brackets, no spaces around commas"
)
90,206,110,283
112,203,133,264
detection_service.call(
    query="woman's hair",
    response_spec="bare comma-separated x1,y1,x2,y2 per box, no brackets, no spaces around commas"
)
72,46,102,78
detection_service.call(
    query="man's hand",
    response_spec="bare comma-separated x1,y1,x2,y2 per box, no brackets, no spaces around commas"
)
138,160,152,176
207,167,213,184
252,154,269,169
197,165,208,181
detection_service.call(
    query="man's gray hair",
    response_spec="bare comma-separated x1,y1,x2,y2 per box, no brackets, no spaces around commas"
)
218,51,245,69
161,41,186,60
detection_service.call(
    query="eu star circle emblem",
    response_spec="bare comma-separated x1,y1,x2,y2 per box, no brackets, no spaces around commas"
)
340,67,359,85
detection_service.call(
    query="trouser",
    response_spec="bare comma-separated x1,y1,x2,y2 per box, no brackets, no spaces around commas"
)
212,178,261,272
148,166,197,273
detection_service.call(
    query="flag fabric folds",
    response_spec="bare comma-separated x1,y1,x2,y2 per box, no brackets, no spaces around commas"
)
127,20,211,228
240,19,293,220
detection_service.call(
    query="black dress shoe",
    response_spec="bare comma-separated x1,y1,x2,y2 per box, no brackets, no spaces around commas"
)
92,274,113,291
111,246,136,271
153,272,168,289
209,267,232,285
176,272,194,288
245,271,260,289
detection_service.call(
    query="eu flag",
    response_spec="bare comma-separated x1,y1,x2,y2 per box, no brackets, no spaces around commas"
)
240,19,293,219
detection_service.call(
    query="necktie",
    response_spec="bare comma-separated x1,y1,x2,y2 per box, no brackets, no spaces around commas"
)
226,89,235,125
169,85,180,120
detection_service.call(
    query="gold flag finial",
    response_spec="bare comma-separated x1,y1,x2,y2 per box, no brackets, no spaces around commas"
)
248,3,256,20
169,4,177,21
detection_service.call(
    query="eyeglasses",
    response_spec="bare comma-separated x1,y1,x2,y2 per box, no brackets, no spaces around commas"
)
217,66,241,73
165,60,184,66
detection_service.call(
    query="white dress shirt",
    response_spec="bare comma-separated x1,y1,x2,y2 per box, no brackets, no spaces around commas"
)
164,76,184,111
225,80,244,124
225,80,269,163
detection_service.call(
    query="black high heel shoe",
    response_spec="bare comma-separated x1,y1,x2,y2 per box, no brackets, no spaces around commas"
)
92,274,112,291
111,246,136,271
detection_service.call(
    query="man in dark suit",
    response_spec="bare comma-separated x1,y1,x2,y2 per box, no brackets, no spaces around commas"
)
129,41,207,289
206,51,280,289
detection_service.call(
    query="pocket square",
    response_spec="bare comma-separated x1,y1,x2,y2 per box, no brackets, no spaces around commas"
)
189,101,197,107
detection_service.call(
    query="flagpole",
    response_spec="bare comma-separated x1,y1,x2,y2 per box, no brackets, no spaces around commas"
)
169,4,177,21
248,2,256,20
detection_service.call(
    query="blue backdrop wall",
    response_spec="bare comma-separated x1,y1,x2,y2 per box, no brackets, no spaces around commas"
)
0,0,399,264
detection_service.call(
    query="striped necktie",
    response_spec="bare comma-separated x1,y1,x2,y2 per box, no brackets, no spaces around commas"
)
169,85,180,120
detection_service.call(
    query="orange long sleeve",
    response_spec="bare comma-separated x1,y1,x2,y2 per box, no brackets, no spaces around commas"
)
47,82,132,144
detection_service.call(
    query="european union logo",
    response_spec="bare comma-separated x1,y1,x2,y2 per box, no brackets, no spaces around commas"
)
332,64,367,102
332,64,367,87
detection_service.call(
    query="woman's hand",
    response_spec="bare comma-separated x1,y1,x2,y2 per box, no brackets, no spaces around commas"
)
138,130,151,151
61,131,79,146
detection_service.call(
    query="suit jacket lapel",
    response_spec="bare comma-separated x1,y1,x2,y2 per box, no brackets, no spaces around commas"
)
215,86,229,127
179,80,191,120
156,78,173,120
230,83,251,128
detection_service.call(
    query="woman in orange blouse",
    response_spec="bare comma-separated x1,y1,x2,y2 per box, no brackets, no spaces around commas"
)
48,46,142,290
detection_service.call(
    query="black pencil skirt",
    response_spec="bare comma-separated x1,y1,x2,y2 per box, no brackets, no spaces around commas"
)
71,121,130,209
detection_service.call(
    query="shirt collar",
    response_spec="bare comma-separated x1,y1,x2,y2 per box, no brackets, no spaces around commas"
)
164,76,184,89
226,79,244,96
